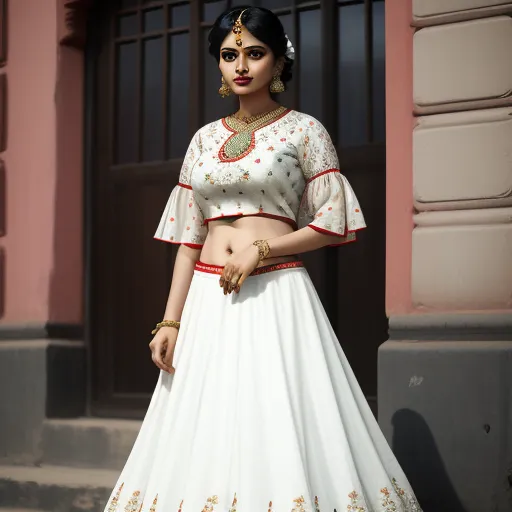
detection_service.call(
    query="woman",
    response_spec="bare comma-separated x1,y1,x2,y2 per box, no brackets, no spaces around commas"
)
105,6,421,512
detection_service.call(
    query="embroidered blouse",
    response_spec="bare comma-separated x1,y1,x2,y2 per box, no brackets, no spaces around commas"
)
154,109,366,248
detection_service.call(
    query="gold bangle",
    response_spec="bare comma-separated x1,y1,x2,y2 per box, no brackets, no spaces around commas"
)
151,320,180,335
252,239,270,261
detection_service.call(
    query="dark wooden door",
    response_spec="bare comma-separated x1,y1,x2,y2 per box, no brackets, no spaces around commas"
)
88,0,386,417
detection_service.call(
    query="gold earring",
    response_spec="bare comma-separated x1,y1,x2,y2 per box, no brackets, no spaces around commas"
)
219,76,232,98
270,73,285,94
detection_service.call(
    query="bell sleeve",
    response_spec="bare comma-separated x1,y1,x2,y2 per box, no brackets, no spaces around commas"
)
154,130,208,248
297,118,366,245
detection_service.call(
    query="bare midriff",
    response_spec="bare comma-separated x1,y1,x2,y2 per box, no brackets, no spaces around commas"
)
200,215,297,267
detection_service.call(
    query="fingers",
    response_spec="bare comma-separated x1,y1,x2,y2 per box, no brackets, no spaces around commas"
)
220,263,241,295
150,341,172,373
236,272,248,293
226,273,241,294
163,342,176,374
219,263,232,291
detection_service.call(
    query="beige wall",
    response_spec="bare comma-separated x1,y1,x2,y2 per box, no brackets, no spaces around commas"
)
0,0,83,325
386,0,512,315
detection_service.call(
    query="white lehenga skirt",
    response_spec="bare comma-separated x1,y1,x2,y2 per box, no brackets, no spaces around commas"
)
104,261,421,512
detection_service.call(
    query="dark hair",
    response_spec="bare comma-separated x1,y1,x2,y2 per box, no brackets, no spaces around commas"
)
208,6,294,88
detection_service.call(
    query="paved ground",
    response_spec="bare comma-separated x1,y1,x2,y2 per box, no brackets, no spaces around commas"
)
0,465,117,488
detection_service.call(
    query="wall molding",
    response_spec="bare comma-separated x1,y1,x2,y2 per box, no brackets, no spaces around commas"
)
414,208,512,227
412,4,512,28
0,322,83,341
388,313,512,341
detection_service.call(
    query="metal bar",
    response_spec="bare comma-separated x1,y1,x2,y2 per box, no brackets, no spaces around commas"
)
137,7,143,163
114,26,189,43
190,0,202,132
163,3,170,159
336,0,365,6
364,0,374,142
321,0,338,138
292,0,299,110
109,13,116,165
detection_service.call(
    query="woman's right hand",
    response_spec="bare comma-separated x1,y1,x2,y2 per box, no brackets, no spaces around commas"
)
149,326,179,374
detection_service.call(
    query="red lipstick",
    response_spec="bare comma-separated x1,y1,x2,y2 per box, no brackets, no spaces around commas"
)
233,77,253,86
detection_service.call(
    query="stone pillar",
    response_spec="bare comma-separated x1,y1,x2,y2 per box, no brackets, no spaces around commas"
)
380,1,512,511
0,0,89,465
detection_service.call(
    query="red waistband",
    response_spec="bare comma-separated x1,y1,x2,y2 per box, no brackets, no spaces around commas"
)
195,260,304,276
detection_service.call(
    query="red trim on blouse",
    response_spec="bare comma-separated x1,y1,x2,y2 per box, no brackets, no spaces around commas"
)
195,260,304,276
305,168,340,185
308,225,367,245
154,236,203,249
218,108,292,163
204,212,298,229
308,224,347,237
178,182,192,190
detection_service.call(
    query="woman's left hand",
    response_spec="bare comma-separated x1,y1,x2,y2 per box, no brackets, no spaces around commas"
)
219,243,260,295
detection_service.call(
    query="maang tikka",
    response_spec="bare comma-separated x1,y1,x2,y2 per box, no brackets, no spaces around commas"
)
232,9,247,47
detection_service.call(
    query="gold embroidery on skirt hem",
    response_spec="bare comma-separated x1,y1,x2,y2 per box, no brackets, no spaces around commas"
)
107,483,124,512
392,479,422,511
124,490,142,512
347,490,366,512
202,495,219,512
380,487,397,512
105,478,421,511
229,493,238,512
149,494,158,512
291,495,306,512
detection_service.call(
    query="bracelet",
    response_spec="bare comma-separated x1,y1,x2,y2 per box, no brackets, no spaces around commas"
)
252,239,270,261
151,320,180,335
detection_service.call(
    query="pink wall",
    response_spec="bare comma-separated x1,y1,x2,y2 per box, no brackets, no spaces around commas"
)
385,0,414,316
0,0,83,325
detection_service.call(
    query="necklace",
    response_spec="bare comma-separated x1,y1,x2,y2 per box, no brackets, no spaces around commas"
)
220,106,288,161
232,106,283,124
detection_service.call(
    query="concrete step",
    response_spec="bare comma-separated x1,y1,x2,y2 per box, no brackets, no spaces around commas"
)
0,465,118,512
41,418,141,471
0,509,48,511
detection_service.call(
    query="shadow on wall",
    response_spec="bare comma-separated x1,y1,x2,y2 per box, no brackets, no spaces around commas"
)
391,408,466,512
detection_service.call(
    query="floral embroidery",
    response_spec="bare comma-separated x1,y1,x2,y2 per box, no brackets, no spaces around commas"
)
202,495,219,512
392,479,422,511
380,487,397,512
107,483,123,512
229,493,238,512
291,495,306,512
124,490,142,511
347,490,366,512
106,482,420,512
149,495,158,512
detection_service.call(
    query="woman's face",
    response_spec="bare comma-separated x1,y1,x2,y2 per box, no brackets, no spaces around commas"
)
218,29,283,97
